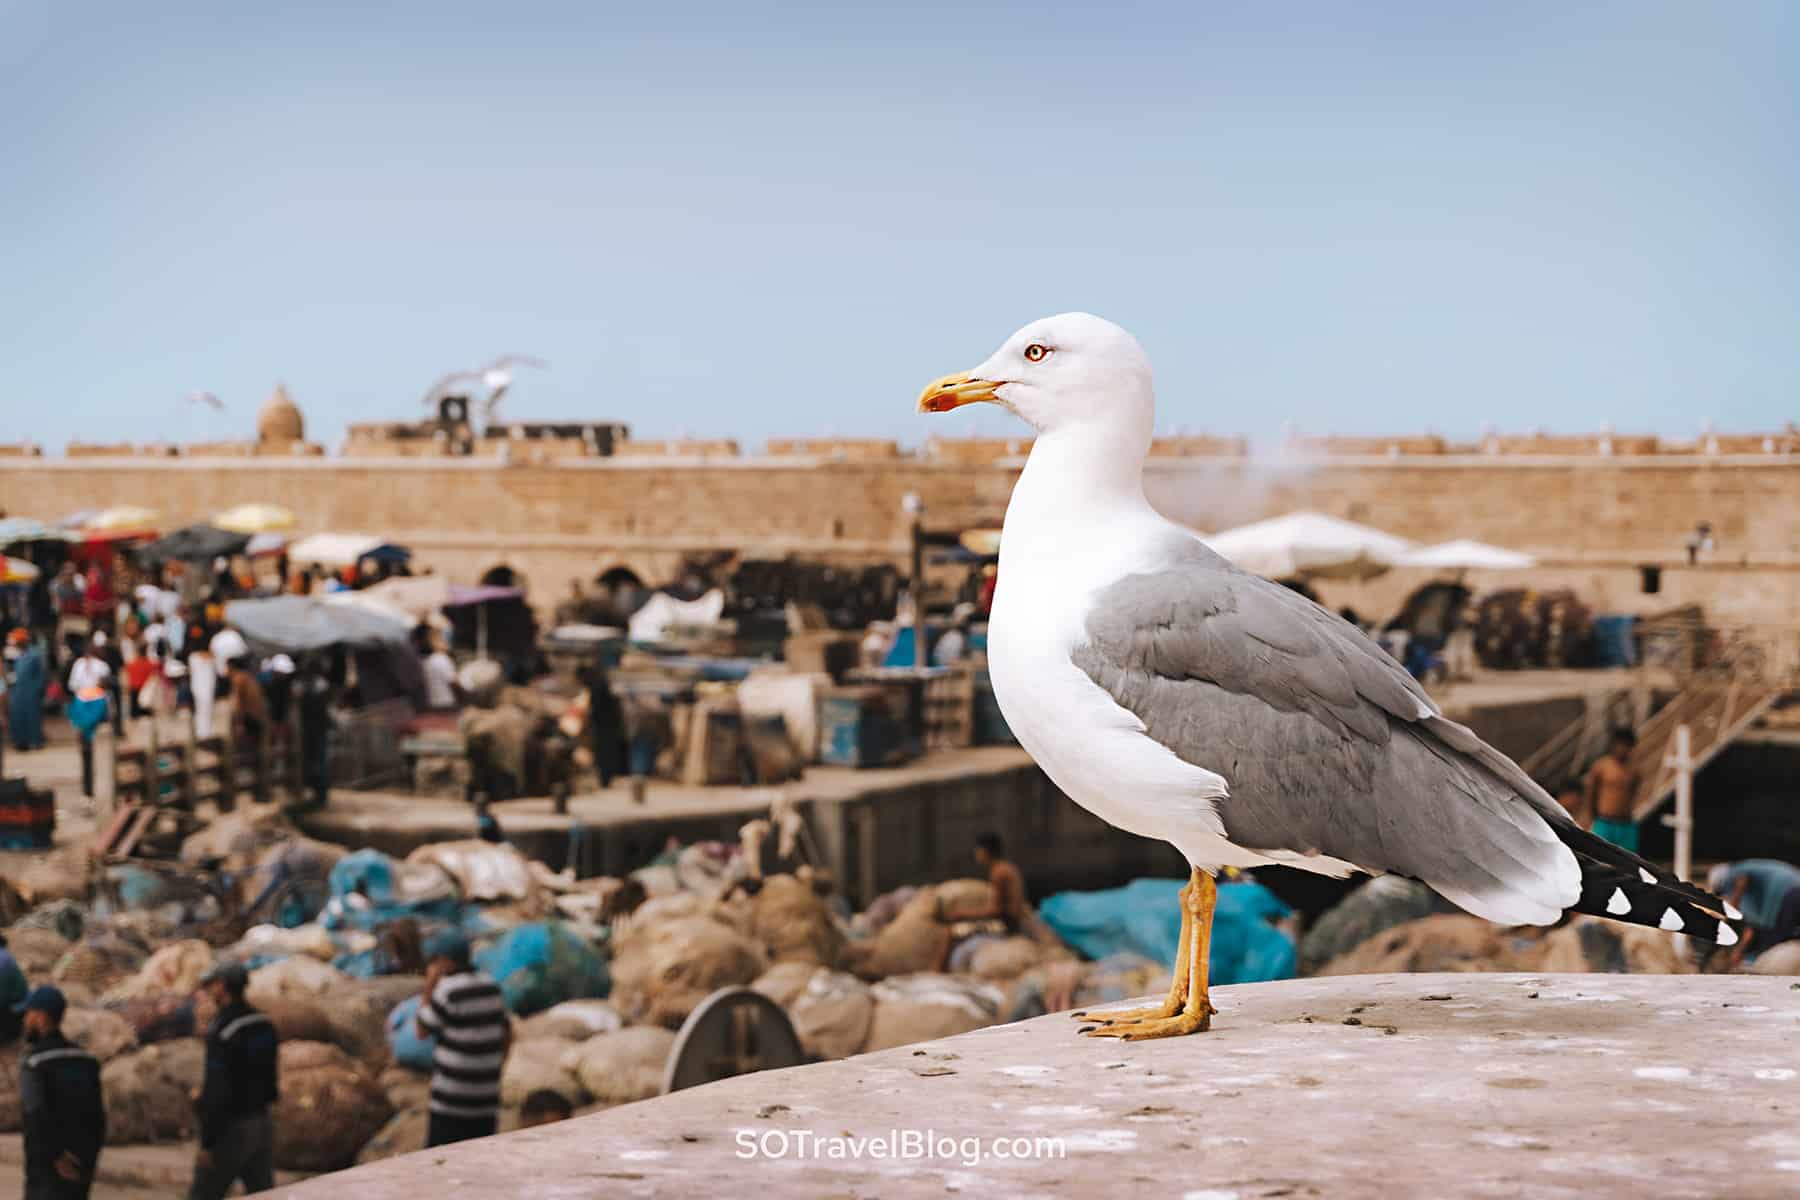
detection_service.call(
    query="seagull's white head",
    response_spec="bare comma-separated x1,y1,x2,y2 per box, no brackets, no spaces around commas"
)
917,312,1154,441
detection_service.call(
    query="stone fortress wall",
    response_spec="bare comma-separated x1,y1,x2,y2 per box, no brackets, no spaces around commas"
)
2,387,1795,625
4,444,1798,628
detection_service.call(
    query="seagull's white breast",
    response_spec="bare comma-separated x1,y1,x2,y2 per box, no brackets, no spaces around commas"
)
985,504,1246,868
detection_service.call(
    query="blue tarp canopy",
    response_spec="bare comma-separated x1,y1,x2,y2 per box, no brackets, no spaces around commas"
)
225,595,413,653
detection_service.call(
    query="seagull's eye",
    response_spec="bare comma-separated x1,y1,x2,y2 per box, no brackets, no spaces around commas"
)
1023,344,1051,363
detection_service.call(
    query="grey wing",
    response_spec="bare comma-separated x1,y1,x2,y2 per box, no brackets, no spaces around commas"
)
1071,557,1580,925
420,370,479,407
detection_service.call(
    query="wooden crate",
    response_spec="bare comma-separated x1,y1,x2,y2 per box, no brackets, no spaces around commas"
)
923,667,975,750
679,698,747,785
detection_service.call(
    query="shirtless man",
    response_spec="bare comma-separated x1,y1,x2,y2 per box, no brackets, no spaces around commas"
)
226,658,268,746
933,832,1027,971
1584,729,1640,851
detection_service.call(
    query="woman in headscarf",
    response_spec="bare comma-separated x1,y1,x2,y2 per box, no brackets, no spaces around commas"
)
5,629,46,752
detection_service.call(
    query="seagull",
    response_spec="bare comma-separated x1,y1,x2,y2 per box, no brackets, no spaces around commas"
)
186,390,224,411
917,313,1742,1040
420,355,548,422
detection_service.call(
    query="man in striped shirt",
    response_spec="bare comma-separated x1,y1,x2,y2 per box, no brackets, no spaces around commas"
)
415,931,511,1146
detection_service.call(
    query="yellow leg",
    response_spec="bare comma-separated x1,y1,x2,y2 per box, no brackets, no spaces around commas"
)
1071,874,1192,1024
1082,868,1216,1040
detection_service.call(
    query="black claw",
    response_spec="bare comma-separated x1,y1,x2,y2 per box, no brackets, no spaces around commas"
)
1077,1025,1098,1035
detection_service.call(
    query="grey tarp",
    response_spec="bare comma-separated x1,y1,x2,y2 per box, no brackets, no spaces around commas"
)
224,596,412,654
139,524,252,565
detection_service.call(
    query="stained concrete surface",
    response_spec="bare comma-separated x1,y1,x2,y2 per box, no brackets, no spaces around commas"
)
280,972,1800,1199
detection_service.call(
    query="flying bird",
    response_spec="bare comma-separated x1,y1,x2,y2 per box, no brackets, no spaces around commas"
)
186,390,224,411
420,355,548,422
917,313,1742,1040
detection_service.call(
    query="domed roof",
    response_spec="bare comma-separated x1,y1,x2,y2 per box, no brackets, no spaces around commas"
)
257,384,304,444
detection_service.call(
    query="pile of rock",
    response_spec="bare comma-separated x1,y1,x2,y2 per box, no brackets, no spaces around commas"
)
1315,911,1700,976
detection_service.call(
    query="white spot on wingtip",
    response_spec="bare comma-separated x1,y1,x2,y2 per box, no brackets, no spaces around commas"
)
1606,887,1631,915
1717,922,1738,946
1724,900,1743,920
1659,907,1684,931
1638,867,1657,884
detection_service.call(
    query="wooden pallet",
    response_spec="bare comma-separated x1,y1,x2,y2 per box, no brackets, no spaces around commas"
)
94,804,157,858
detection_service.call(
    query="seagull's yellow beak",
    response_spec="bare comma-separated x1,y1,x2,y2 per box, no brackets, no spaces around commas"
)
917,371,1002,414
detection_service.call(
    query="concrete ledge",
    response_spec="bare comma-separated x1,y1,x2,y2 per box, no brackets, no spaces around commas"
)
280,973,1800,1199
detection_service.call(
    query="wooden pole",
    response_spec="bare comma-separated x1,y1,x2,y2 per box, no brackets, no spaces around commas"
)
256,722,271,805
911,516,927,672
94,726,115,820
182,712,198,810
1663,723,1694,881
145,713,160,807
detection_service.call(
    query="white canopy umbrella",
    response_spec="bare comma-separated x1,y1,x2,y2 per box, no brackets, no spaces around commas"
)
357,575,453,622
288,532,381,567
214,503,297,534
1396,538,1537,570
245,532,288,558
1202,511,1415,581
287,533,409,569
83,505,160,533
325,587,444,631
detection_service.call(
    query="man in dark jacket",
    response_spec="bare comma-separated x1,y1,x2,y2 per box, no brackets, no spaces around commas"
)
578,662,627,788
16,985,104,1199
189,961,279,1199
295,659,332,810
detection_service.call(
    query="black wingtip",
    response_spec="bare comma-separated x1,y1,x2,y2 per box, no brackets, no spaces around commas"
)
1555,823,1744,946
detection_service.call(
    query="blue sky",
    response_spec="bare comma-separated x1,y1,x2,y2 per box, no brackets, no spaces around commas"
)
3,1,1796,450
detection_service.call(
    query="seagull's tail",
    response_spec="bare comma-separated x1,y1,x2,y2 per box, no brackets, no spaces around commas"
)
1554,823,1743,945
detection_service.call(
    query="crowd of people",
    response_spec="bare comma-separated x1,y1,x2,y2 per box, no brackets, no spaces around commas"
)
1,551,344,809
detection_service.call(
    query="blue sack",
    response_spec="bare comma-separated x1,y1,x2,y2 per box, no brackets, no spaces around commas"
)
474,921,610,1016
1039,876,1297,986
322,848,463,932
1040,878,1186,965
1210,880,1298,985
385,994,436,1071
